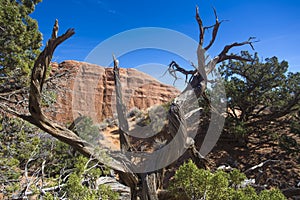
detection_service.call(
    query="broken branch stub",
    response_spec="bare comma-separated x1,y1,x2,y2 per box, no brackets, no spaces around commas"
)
112,55,133,152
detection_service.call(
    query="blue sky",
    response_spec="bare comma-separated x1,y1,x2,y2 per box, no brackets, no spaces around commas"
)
31,0,300,75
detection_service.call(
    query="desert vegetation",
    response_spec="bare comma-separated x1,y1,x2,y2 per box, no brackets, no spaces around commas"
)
0,0,299,199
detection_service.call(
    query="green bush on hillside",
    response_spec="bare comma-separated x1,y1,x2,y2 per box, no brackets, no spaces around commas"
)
169,160,286,200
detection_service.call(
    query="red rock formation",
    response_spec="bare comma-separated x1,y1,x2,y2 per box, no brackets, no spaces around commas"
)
48,60,180,124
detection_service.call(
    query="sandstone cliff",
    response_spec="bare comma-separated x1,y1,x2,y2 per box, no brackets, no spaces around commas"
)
48,60,180,124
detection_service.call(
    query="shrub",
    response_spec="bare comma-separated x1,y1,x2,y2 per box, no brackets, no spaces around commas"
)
64,156,119,200
169,160,286,200
74,116,102,145
220,53,300,139
127,107,143,118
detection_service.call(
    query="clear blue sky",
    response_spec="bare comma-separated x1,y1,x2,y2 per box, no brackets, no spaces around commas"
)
31,0,300,73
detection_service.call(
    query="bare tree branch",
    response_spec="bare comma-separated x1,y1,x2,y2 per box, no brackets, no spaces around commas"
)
216,37,258,63
29,27,75,120
164,61,197,84
167,7,257,93
195,6,204,46
204,7,222,51
51,19,59,39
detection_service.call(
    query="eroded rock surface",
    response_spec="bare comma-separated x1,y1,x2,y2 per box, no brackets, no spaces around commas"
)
48,60,180,124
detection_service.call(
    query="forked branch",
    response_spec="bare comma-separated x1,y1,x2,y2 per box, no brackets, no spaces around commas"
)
204,8,223,51
167,6,257,90
217,37,258,63
165,61,197,84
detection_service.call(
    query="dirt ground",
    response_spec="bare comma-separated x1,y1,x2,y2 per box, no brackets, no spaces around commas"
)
101,118,300,199
206,132,300,190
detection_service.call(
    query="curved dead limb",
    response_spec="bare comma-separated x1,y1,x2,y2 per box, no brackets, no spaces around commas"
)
164,61,197,84
0,20,133,174
28,22,135,173
216,37,258,63
29,25,74,120
205,38,258,75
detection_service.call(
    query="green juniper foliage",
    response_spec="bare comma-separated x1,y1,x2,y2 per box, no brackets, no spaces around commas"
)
0,116,118,199
62,156,119,200
169,160,286,200
0,0,42,92
219,52,300,138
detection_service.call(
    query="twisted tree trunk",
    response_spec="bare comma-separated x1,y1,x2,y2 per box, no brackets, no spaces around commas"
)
111,6,256,197
0,7,256,200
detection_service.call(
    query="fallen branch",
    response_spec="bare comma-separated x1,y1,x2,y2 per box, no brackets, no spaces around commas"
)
244,159,281,174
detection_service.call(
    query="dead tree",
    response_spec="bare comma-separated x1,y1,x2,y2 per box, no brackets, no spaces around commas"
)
0,20,136,177
164,7,256,166
0,6,257,200
111,6,256,200
167,7,256,97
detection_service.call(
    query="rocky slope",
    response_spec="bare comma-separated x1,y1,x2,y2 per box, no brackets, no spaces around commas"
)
47,60,180,124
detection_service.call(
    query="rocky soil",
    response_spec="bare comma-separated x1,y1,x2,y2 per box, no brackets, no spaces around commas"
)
46,61,299,199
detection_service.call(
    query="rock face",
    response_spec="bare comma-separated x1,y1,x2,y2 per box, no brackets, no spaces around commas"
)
48,60,180,124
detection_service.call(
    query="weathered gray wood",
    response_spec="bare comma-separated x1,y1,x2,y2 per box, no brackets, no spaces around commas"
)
97,177,131,199
0,20,134,174
112,55,140,199
0,7,257,200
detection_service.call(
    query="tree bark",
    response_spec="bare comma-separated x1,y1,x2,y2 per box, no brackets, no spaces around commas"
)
0,21,135,175
0,7,257,199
